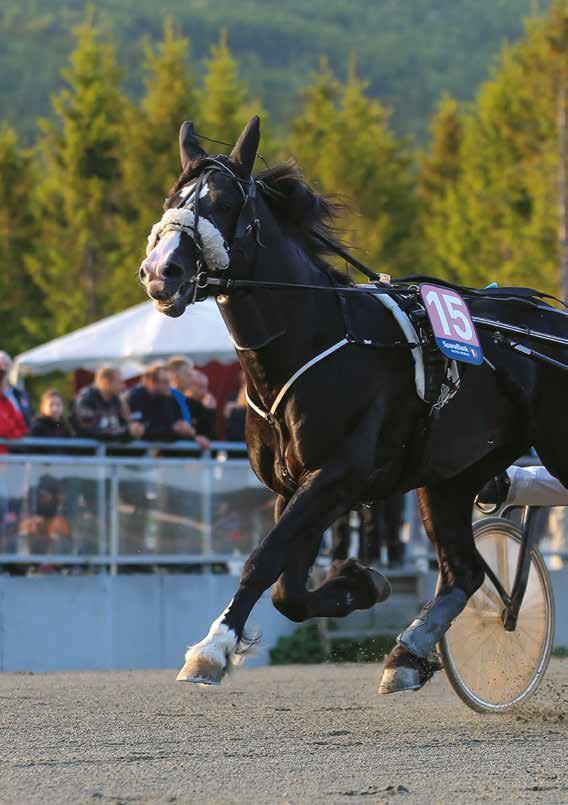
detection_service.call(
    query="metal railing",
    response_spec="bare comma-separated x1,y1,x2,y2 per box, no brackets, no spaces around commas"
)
0,438,275,573
0,441,566,573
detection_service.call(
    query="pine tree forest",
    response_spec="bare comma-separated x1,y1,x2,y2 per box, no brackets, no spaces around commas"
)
2,3,568,356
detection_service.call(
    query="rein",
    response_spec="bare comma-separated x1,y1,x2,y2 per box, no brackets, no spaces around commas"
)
149,159,568,427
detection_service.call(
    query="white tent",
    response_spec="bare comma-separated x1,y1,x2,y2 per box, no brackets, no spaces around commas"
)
12,299,236,381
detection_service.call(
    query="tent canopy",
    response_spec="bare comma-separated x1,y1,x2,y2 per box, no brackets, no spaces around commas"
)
13,299,236,380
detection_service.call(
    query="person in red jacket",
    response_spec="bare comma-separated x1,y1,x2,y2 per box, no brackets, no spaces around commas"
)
0,352,30,554
0,352,30,446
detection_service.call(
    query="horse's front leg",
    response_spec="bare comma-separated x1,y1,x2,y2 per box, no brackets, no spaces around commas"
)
177,451,377,684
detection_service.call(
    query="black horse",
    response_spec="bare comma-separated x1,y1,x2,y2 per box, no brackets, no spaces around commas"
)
139,116,568,692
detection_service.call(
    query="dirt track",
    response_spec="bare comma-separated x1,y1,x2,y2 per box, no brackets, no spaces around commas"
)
1,661,567,804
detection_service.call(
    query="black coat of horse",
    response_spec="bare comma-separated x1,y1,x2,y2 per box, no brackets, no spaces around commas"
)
140,116,568,691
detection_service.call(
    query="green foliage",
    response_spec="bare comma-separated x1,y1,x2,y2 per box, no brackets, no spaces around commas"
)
269,622,328,664
0,127,44,354
269,621,397,665
290,61,417,275
26,14,129,335
199,31,278,163
112,19,199,309
0,0,538,140
418,5,567,291
3,1,568,359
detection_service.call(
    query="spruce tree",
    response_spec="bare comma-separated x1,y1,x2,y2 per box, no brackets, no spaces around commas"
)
418,96,465,279
27,14,128,335
290,61,417,276
200,30,272,160
421,5,568,292
289,57,341,183
0,127,44,354
113,19,199,309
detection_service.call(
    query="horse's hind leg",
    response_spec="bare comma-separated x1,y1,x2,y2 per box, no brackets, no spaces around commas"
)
378,441,525,694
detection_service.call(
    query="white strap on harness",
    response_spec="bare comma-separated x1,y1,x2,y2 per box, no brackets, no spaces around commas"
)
246,338,349,421
372,292,426,401
245,292,428,421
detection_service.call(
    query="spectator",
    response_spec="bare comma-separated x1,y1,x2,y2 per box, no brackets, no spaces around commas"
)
71,366,142,440
0,352,31,554
21,389,73,555
224,370,247,442
30,389,73,439
186,369,217,441
0,352,32,443
166,356,210,448
127,362,194,441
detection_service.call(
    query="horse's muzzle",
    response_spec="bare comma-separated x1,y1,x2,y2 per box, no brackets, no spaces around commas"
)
152,281,194,317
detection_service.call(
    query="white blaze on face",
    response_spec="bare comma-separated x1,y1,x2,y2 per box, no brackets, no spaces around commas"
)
147,229,181,267
146,180,229,272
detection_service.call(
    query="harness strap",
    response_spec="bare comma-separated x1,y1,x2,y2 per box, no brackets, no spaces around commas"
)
246,338,350,422
373,293,426,401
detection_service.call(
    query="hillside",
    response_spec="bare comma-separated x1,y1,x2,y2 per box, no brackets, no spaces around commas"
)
0,0,540,140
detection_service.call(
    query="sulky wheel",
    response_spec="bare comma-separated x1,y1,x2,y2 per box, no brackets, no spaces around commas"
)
438,517,555,714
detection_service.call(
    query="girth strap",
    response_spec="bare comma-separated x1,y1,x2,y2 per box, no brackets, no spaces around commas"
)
246,338,350,422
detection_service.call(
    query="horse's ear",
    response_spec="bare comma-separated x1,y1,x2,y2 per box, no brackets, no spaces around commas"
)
179,121,207,171
229,116,260,178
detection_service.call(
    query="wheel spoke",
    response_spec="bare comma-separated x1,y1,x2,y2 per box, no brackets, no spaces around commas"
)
445,526,553,713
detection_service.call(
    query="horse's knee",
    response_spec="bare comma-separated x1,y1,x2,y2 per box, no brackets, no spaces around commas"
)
271,583,308,623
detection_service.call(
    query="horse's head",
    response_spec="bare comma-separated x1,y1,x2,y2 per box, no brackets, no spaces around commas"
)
140,117,260,317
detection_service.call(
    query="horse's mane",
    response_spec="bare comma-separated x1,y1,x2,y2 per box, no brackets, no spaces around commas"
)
255,160,353,285
168,157,353,286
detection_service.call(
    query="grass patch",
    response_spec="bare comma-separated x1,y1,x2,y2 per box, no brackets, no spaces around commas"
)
552,647,568,658
269,622,397,665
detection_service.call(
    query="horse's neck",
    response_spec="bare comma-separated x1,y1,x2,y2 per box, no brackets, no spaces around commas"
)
218,235,342,406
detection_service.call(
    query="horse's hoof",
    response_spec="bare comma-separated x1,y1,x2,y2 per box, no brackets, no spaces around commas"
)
368,568,391,604
378,643,440,695
176,655,225,685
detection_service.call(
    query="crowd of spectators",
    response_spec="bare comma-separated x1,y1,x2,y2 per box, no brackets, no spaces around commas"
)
0,352,248,449
0,351,249,561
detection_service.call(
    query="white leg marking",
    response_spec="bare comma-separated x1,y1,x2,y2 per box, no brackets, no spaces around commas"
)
177,600,238,683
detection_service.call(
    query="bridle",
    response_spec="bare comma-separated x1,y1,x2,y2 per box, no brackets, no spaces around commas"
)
148,157,568,316
173,158,264,305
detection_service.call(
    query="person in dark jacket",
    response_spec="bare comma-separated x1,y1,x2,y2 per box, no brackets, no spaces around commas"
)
186,369,217,441
30,389,73,440
224,370,247,442
71,366,143,441
22,389,74,555
126,363,194,441
166,356,211,449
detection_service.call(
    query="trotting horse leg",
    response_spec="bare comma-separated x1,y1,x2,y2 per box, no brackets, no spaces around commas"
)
379,480,483,693
177,404,396,684
379,445,523,694
176,461,390,684
272,535,390,622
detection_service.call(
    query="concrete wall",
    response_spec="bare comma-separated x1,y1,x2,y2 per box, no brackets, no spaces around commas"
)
0,575,297,673
0,568,565,673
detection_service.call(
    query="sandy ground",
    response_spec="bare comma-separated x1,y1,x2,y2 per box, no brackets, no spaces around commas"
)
1,661,567,804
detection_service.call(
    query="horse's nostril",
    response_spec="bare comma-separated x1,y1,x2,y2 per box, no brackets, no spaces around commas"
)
139,266,146,282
